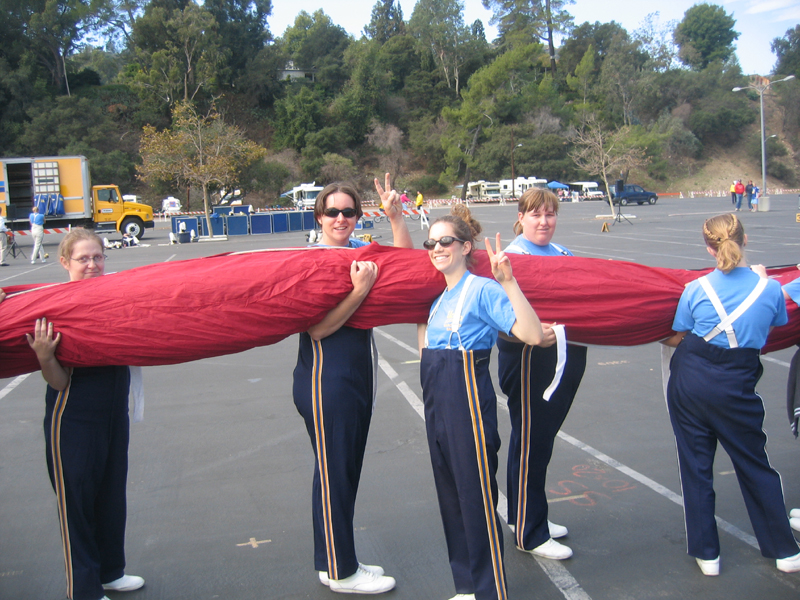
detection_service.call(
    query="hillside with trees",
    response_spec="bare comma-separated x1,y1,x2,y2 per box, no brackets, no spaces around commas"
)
0,0,798,208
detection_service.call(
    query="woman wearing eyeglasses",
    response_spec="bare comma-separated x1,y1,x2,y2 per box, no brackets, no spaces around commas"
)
496,188,586,561
292,175,411,594
418,204,543,600
25,227,144,600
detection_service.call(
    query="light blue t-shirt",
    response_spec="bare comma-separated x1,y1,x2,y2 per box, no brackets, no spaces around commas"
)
783,277,800,306
505,234,572,257
29,212,45,226
673,267,788,349
426,271,516,351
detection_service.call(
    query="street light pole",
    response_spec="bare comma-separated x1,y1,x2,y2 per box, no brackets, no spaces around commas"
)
732,75,795,199
511,143,522,199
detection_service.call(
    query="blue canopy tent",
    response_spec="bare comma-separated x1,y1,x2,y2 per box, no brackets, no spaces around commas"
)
547,181,569,189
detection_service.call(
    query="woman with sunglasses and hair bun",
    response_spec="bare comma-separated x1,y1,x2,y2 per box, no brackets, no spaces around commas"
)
663,213,800,576
496,188,585,561
24,227,144,600
418,204,543,600
293,174,411,594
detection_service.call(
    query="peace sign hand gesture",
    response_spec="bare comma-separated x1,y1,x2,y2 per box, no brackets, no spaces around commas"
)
374,173,401,218
484,232,514,284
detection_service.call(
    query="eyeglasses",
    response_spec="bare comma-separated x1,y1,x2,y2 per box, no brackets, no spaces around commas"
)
322,207,358,219
422,236,467,250
69,254,106,265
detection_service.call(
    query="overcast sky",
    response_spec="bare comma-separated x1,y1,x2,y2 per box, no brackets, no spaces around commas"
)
267,0,799,76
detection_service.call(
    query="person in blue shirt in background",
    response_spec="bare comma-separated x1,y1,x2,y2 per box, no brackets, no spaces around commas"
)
29,205,47,264
662,213,800,576
496,188,587,561
417,204,543,600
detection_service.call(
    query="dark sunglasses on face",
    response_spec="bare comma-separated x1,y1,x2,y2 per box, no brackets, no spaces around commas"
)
422,236,467,250
322,207,358,219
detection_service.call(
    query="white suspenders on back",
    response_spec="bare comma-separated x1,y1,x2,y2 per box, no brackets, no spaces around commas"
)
698,275,769,348
425,274,476,350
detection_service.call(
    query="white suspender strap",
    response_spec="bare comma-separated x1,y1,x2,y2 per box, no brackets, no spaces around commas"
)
542,324,567,401
424,274,476,350
550,243,570,256
698,275,769,348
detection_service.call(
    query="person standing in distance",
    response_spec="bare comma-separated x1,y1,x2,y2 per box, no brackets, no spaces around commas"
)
29,205,47,264
496,188,586,561
24,228,144,600
292,174,411,594
662,214,800,576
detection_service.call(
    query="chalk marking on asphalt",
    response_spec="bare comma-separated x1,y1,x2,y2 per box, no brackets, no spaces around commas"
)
375,329,592,600
0,374,31,401
555,431,760,550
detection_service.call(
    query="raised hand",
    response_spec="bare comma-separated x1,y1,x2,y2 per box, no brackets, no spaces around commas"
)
484,232,513,284
374,173,401,218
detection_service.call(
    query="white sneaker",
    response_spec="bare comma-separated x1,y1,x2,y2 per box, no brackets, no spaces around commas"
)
695,556,719,576
777,551,800,573
526,538,573,560
328,564,396,594
102,574,145,592
320,563,385,586
790,517,800,532
548,521,568,539
448,595,476,599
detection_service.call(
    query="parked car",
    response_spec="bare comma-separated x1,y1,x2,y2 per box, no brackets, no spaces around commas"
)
609,184,658,206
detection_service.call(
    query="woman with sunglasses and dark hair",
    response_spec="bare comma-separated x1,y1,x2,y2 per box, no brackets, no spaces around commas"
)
496,188,586,561
293,174,411,594
418,204,543,600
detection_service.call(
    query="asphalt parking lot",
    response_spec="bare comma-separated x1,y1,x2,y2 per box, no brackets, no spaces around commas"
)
2,194,800,600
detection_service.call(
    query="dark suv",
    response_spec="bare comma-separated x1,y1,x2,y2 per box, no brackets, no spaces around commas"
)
609,184,658,206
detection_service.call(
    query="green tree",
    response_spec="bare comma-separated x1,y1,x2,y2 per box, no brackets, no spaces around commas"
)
408,0,483,97
138,100,265,236
205,0,272,83
132,1,228,104
272,86,325,151
364,0,405,44
772,25,800,77
674,3,738,71
566,44,594,106
557,21,627,81
481,0,573,73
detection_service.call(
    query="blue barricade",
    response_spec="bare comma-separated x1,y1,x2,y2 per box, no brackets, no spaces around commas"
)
250,213,272,234
226,214,249,236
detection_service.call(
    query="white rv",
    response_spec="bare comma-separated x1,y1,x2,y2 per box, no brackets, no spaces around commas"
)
281,182,324,209
466,180,502,200
499,177,547,198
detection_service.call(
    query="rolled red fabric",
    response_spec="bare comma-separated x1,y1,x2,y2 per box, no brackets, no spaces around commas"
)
1,245,797,378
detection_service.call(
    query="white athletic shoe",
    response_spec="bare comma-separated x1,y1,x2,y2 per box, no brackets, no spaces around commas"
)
448,595,476,599
695,556,720,576
526,538,573,560
328,564,396,594
777,552,800,573
320,563,385,586
102,574,145,592
548,521,568,539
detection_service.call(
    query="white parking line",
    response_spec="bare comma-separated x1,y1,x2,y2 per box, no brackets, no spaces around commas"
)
0,374,31,401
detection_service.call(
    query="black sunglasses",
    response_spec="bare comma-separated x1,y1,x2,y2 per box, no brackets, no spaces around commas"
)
322,207,358,218
422,236,467,250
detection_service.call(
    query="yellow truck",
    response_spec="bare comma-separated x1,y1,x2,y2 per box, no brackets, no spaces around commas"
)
0,156,154,238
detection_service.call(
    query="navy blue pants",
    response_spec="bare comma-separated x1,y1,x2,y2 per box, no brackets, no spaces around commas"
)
293,327,373,580
44,366,130,600
497,338,587,550
421,348,506,600
667,334,799,560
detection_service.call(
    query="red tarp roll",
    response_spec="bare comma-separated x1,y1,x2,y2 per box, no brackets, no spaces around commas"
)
1,244,798,378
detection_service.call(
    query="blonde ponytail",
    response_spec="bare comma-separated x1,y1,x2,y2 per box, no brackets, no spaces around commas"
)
702,214,744,274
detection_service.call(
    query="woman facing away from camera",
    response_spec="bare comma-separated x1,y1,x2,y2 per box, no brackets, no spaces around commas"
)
292,174,412,594
662,213,800,576
496,188,587,561
417,204,543,600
